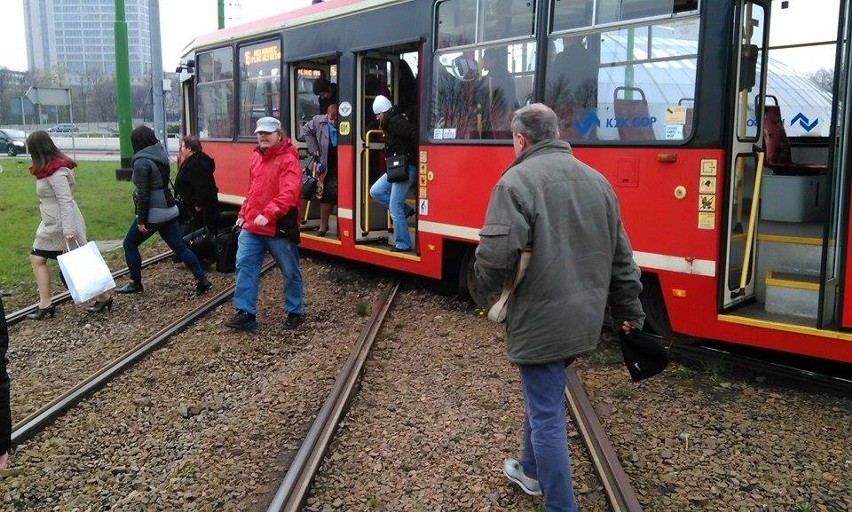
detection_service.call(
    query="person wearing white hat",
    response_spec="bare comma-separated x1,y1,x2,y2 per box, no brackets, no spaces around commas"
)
225,116,305,331
369,95,418,252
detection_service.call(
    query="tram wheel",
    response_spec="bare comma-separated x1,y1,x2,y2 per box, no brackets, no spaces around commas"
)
457,247,479,299
640,274,673,337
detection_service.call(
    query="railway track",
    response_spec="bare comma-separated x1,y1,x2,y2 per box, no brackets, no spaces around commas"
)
9,259,274,449
263,281,643,512
4,251,175,326
669,340,852,396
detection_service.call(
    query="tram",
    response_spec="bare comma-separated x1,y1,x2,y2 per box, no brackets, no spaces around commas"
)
177,0,852,364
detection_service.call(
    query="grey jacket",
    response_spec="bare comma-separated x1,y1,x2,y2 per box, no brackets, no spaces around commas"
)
131,143,178,224
472,139,644,365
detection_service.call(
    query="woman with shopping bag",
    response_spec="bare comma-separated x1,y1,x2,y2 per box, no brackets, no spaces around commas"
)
25,131,114,320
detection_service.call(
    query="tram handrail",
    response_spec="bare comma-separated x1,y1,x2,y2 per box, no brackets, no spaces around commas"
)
738,148,766,292
363,129,384,235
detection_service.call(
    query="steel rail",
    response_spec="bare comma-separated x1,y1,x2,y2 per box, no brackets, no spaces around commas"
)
5,251,175,326
10,260,274,447
565,367,643,512
669,343,852,396
266,280,400,512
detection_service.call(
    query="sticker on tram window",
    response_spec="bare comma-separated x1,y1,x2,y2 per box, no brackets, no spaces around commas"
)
698,194,716,212
698,212,715,230
418,198,429,216
664,106,687,124
339,101,352,117
665,125,684,139
434,128,457,140
339,121,350,136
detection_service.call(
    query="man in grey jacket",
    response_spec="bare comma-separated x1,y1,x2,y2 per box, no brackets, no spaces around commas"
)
472,103,644,511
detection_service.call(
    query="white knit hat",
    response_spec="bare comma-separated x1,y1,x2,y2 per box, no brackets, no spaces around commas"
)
372,95,392,115
255,116,282,133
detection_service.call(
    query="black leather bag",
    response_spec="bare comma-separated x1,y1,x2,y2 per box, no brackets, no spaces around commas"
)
619,330,668,382
215,226,239,273
183,226,214,260
385,154,409,183
301,156,318,200
275,208,301,243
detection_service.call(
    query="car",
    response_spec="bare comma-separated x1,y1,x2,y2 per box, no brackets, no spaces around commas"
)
47,123,79,133
0,128,28,156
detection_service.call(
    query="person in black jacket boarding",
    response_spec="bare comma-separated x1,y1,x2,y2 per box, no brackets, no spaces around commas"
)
115,126,212,296
471,103,645,511
175,134,220,236
369,95,418,252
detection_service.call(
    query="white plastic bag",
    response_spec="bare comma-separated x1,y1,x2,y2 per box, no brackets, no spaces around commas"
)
57,241,116,304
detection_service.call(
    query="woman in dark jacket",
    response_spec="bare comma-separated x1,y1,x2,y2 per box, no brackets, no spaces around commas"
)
175,135,219,234
368,95,418,252
114,126,212,296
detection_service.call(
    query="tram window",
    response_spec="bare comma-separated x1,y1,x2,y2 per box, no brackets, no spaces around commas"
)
430,41,533,141
238,40,282,138
436,0,533,49
196,47,234,140
553,0,698,30
545,17,700,143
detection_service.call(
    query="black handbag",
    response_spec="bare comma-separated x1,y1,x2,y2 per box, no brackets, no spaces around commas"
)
301,156,318,200
215,226,239,273
183,226,215,260
385,154,409,183
619,330,668,382
275,208,301,243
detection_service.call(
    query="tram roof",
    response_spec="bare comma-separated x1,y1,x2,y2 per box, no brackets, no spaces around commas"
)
182,0,405,56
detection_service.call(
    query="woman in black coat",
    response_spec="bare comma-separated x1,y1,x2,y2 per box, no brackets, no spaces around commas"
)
175,135,220,234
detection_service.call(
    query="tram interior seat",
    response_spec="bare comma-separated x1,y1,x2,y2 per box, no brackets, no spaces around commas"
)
614,86,655,141
762,98,827,175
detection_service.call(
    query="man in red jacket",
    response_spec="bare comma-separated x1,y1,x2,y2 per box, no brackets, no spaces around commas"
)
225,116,304,331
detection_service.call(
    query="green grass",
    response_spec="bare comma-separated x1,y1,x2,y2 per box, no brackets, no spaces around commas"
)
0,157,139,308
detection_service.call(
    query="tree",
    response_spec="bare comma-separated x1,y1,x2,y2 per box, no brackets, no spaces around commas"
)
809,68,833,95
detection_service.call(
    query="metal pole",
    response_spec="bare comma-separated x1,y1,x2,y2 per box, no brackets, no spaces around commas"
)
67,88,77,159
149,0,167,152
218,0,225,29
20,96,25,127
115,0,134,174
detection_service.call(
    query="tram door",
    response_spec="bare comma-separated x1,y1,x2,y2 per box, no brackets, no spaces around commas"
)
353,47,420,250
829,1,852,328
721,0,768,310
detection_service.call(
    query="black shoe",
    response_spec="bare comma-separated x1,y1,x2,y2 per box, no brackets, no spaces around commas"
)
26,304,56,320
225,310,257,330
195,278,212,296
282,313,304,330
116,281,143,294
85,297,114,314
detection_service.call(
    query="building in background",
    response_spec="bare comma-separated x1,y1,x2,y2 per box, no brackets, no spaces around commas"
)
23,0,151,83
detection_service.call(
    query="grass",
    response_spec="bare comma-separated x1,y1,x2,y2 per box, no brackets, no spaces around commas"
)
0,157,140,309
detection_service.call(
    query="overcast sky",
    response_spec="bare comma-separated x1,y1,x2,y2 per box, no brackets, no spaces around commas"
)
0,0,313,72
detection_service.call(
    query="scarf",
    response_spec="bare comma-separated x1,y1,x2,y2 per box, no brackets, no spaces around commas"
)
30,158,76,180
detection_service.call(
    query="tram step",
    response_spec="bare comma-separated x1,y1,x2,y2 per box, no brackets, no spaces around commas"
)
755,233,823,303
764,271,820,319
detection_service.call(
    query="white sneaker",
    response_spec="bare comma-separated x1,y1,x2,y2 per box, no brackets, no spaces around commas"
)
502,458,542,496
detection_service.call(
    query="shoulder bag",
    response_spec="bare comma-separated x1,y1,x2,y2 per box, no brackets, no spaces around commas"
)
385,154,409,183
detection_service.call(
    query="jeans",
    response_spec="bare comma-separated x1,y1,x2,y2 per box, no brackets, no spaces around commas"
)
123,217,206,283
518,361,578,512
233,230,303,316
369,163,417,250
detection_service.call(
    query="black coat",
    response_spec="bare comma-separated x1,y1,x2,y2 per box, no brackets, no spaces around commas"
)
380,107,418,160
175,151,220,231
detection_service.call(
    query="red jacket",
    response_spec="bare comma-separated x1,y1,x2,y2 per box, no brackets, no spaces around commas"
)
238,138,301,237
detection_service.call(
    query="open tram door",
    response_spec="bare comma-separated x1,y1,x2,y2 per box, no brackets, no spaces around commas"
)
721,0,851,330
353,44,421,252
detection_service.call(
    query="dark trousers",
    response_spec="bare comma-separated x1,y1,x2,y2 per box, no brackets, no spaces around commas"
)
123,217,206,283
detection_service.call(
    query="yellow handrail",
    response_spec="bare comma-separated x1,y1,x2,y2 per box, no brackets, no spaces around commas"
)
738,149,765,292
363,129,384,234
